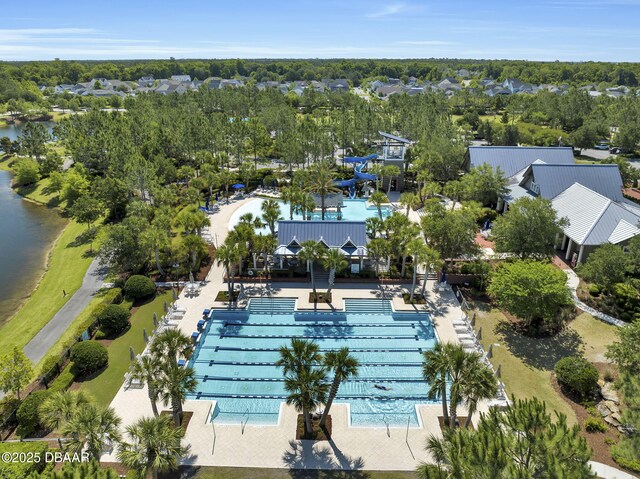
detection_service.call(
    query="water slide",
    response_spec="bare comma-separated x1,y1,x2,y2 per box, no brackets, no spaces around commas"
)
335,154,378,198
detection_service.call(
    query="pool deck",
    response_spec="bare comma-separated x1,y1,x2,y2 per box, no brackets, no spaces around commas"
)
102,196,488,471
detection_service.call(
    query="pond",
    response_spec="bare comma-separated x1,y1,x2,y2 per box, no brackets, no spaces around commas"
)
0,120,56,144
0,170,66,325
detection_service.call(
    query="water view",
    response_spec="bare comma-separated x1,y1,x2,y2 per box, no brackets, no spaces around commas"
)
0,170,66,324
0,121,56,143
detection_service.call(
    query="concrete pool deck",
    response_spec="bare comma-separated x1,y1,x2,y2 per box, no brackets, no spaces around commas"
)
102,196,489,471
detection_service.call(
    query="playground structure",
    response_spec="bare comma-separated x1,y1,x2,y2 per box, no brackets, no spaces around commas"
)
335,154,379,198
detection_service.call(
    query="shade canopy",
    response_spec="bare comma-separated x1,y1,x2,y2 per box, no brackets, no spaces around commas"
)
232,183,245,189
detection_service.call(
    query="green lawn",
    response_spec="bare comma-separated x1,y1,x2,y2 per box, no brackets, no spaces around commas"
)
78,291,172,408
177,467,415,479
471,306,617,425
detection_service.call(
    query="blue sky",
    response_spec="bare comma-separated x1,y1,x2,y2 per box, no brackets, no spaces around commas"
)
2,0,640,61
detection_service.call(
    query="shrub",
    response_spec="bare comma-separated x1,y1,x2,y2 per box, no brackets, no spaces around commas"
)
70,341,108,376
47,364,75,392
16,390,50,438
97,304,131,336
588,284,600,297
612,450,640,473
584,416,608,433
124,275,156,300
554,356,599,397
13,158,41,186
0,441,48,478
585,405,599,417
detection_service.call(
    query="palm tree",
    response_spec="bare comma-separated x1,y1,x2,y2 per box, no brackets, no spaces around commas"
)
117,416,187,479
420,247,441,299
399,223,420,278
284,367,329,436
141,226,169,276
62,404,121,461
422,343,452,427
365,217,384,239
261,199,282,236
217,169,236,201
275,338,322,376
322,249,348,294
460,363,498,428
443,180,464,211
407,239,431,302
130,355,163,417
253,234,276,271
305,162,339,220
299,240,325,298
157,364,198,427
299,193,316,220
320,348,359,427
399,192,420,216
383,164,401,195
281,186,299,220
370,190,388,219
445,345,476,429
39,390,90,431
150,329,193,370
215,242,244,301
367,238,390,277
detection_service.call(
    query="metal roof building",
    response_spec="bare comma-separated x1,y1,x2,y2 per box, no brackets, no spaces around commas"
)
275,221,368,258
521,163,623,201
552,183,640,263
464,146,575,178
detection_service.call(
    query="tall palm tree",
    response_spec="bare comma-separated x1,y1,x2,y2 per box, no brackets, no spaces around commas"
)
399,192,420,217
117,416,187,479
217,169,236,201
370,191,388,220
281,186,299,220
422,343,452,426
407,238,431,302
261,199,282,236
399,223,420,278
62,404,121,461
367,238,390,277
420,247,441,298
365,216,384,239
383,164,401,195
299,193,317,220
322,249,348,294
460,363,498,428
320,348,359,427
304,162,339,220
141,226,169,276
39,390,91,431
130,355,163,417
150,329,193,370
157,363,198,427
445,345,476,429
253,234,277,271
215,242,243,301
275,338,322,376
299,240,325,298
284,367,329,436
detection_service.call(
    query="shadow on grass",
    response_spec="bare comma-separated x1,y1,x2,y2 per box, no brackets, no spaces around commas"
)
67,228,97,248
282,440,367,479
495,320,584,371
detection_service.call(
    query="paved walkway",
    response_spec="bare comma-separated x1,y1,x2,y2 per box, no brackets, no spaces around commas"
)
564,269,627,328
590,461,638,479
103,196,497,471
23,257,107,363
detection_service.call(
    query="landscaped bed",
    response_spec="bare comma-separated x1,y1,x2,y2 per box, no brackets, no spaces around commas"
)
295,414,332,441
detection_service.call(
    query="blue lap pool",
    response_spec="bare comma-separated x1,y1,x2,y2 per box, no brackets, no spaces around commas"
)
188,298,438,427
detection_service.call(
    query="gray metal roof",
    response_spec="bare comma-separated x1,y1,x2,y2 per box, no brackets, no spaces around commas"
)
277,221,367,248
552,183,640,245
468,146,574,178
525,164,623,201
379,131,411,143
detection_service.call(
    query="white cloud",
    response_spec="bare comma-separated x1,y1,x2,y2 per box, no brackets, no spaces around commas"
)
365,3,405,18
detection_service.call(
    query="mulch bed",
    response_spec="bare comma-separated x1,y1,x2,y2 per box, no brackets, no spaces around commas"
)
160,410,193,433
438,415,473,430
309,292,332,303
215,290,240,302
296,414,332,441
550,370,623,469
402,293,427,304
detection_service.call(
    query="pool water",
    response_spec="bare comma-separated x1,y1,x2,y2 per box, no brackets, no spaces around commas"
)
228,198,391,233
189,299,438,427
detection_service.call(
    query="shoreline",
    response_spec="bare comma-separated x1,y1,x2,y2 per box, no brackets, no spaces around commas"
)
0,164,69,327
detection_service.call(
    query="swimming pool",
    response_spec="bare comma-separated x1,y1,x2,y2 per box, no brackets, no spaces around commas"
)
228,198,392,233
188,298,438,427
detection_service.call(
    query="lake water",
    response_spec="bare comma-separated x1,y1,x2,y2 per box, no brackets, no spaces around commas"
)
0,170,66,325
0,121,56,143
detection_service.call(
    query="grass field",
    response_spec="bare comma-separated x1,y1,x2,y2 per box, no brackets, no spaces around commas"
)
78,291,172,408
471,306,618,425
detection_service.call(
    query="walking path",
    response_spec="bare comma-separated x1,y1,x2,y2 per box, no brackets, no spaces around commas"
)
563,268,627,327
22,257,107,364
590,461,638,479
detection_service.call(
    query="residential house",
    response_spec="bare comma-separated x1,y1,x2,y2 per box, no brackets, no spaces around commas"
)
171,75,191,82
138,76,155,87
463,146,575,179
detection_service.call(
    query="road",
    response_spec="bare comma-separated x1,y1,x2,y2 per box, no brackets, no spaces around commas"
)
22,257,107,365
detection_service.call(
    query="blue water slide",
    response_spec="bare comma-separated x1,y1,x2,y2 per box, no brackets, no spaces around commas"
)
335,154,379,189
